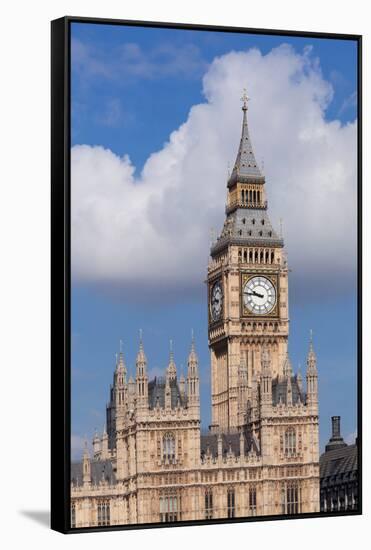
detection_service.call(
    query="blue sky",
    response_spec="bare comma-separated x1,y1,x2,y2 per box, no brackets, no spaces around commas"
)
71,21,358,458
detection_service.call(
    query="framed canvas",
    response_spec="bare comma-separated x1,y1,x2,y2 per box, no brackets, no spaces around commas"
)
51,16,362,533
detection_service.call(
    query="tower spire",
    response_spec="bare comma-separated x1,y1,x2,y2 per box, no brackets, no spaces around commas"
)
306,330,318,411
228,88,264,188
167,339,177,381
187,332,199,407
307,329,317,373
117,339,126,372
136,329,147,364
115,340,127,385
136,329,148,408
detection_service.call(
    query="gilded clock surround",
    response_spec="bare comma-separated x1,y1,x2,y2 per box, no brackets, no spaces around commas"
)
241,272,279,318
209,278,224,325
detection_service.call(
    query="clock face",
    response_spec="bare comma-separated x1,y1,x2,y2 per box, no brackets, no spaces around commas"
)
210,281,223,322
243,276,276,315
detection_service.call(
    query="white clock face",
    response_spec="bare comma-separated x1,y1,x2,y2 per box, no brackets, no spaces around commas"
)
243,276,276,315
210,281,223,321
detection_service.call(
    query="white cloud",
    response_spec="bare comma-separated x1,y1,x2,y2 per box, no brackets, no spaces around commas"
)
345,430,357,444
95,98,125,128
71,45,357,303
338,90,357,116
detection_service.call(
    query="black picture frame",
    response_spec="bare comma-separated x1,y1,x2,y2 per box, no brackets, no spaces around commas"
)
51,15,362,534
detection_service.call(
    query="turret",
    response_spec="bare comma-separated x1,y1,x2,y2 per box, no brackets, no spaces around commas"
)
82,440,91,487
135,329,148,409
296,363,303,392
179,366,186,400
114,341,127,409
217,433,223,460
101,425,109,459
127,375,135,413
283,352,293,406
187,331,199,407
239,430,245,458
106,343,127,450
237,355,248,426
165,340,176,409
167,339,177,381
165,375,171,410
92,429,101,459
260,346,272,405
306,330,318,410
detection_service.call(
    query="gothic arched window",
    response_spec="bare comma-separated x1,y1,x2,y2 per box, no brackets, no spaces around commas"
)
249,486,257,516
284,428,297,455
71,501,76,528
205,488,213,519
163,432,176,462
97,499,110,526
227,487,235,518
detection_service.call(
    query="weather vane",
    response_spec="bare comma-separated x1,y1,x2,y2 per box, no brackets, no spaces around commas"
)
241,87,250,109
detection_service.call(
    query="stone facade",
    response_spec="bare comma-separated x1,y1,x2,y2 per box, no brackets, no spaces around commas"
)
71,93,320,528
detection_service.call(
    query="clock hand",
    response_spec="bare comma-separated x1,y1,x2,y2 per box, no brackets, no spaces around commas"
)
246,291,264,298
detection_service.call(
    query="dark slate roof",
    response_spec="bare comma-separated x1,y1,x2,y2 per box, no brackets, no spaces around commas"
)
272,376,305,406
228,106,265,187
320,444,358,481
211,208,283,255
200,431,258,458
148,376,186,409
71,459,116,487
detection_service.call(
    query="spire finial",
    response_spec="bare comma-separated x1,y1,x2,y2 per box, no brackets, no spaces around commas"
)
119,339,123,353
83,436,89,458
308,329,315,354
139,328,143,349
167,339,177,381
169,339,175,363
307,329,317,373
241,87,250,111
279,218,283,238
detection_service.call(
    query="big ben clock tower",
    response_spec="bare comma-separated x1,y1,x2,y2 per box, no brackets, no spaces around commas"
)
208,91,289,432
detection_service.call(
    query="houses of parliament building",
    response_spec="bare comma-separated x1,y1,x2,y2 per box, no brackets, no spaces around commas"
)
71,93,320,528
